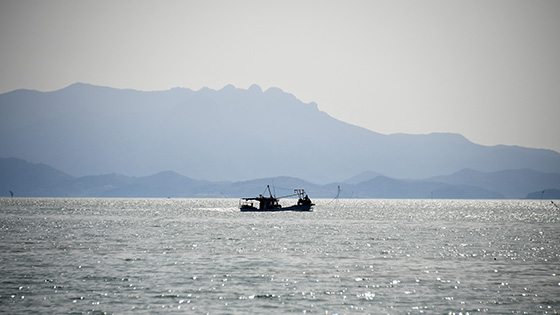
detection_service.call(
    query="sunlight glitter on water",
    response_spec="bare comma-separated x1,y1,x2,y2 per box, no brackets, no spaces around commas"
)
0,198,559,313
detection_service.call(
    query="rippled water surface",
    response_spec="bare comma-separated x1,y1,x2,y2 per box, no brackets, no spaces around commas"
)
1,198,559,314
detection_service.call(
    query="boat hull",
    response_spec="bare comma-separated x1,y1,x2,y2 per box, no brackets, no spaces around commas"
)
240,204,314,212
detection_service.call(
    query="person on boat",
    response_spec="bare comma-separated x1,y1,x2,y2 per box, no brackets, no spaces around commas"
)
297,195,312,206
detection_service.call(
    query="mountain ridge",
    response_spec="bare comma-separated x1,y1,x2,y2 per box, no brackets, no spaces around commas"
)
1,83,559,183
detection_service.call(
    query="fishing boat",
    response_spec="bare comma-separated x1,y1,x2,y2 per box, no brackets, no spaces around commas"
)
239,185,314,212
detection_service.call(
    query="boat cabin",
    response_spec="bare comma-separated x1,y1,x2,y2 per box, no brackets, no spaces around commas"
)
240,195,281,210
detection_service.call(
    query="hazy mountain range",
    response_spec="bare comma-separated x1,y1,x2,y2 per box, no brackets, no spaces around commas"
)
1,83,560,186
1,82,560,200
1,157,559,199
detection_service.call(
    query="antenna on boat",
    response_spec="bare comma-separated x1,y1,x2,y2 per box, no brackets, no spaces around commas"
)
266,185,274,198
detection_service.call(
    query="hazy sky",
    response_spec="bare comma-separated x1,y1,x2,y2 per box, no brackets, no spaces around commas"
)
1,0,559,152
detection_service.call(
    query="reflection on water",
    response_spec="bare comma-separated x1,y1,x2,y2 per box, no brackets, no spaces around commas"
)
0,198,559,313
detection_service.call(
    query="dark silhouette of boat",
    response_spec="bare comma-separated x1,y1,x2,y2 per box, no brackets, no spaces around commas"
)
240,185,314,212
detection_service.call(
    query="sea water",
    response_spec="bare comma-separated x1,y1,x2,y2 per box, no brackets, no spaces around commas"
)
0,198,558,314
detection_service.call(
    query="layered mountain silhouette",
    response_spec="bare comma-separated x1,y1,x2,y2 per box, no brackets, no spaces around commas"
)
1,158,559,199
1,83,560,184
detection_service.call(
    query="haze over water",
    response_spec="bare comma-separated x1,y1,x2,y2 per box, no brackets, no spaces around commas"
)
1,198,559,313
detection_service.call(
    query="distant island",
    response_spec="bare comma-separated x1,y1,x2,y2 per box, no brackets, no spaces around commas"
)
1,158,559,199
